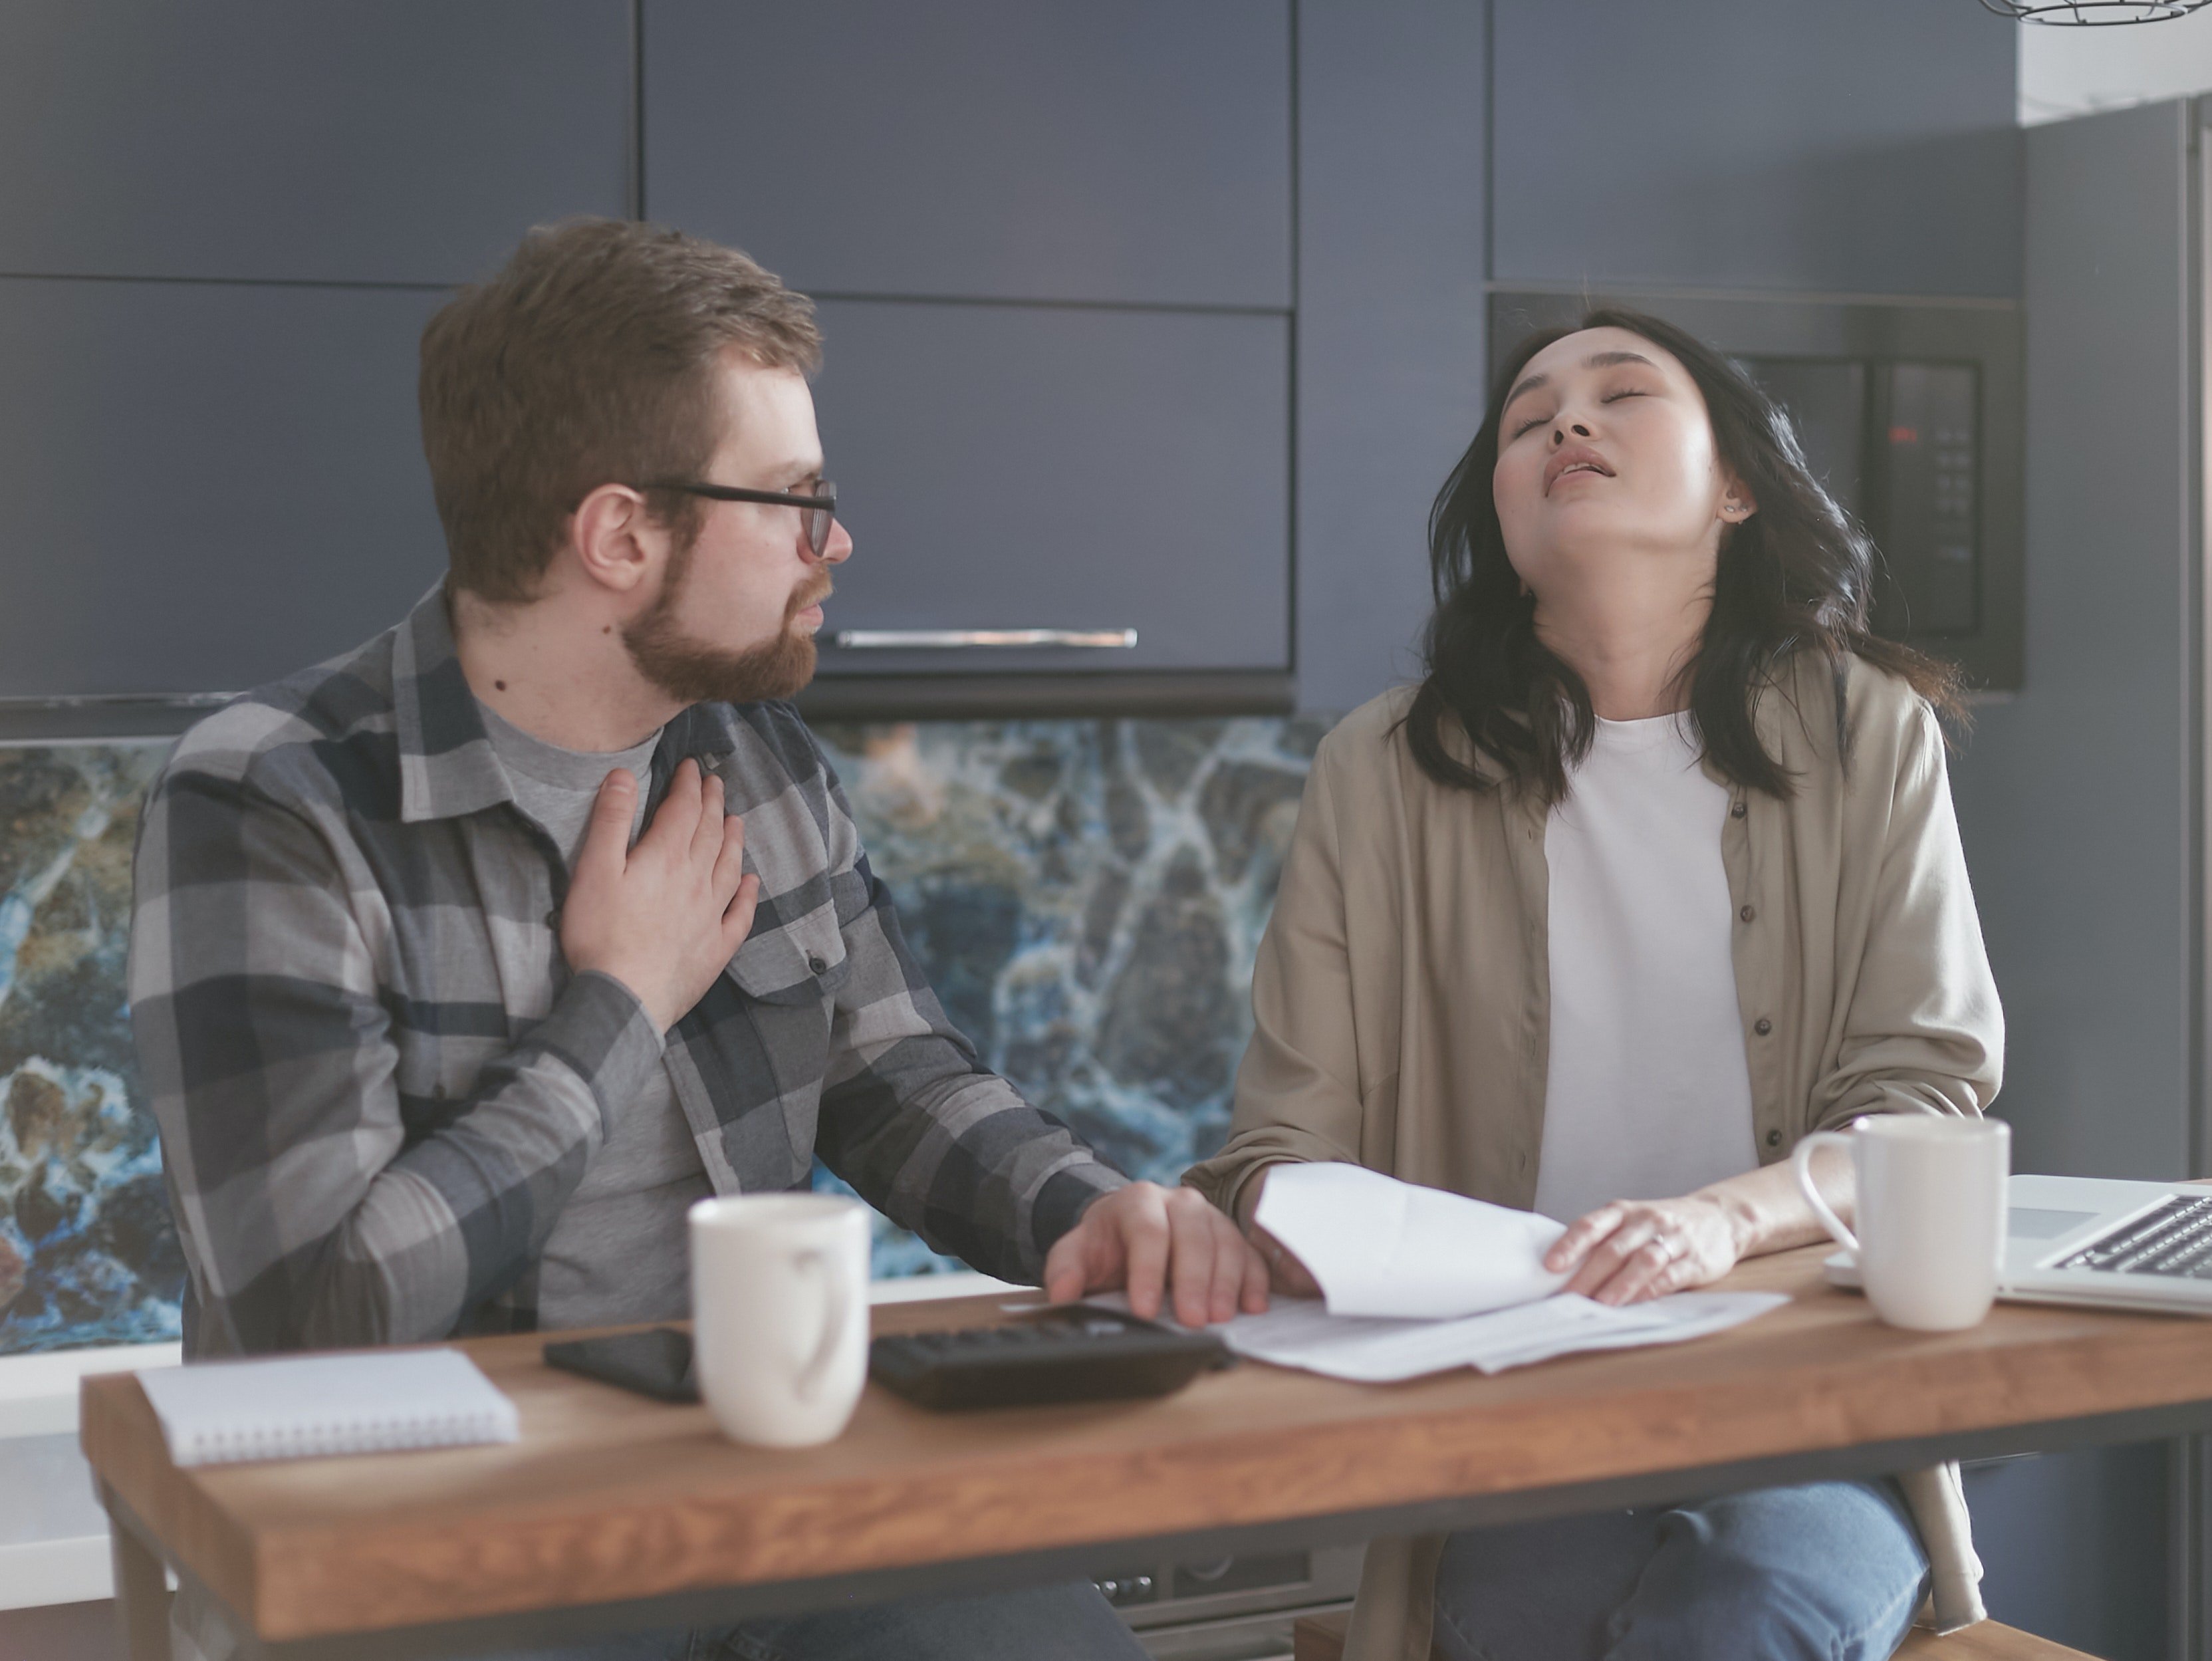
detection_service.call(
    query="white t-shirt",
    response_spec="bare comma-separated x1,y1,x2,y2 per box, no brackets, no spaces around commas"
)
1529,712,1759,1225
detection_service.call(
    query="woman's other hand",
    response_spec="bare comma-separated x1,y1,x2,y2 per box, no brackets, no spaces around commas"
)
1233,1166,1325,1299
1544,1194,1743,1305
1250,1225,1324,1299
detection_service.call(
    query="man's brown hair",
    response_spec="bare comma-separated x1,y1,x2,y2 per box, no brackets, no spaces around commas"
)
420,217,822,601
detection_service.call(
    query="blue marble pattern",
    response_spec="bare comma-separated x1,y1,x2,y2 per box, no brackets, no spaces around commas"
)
0,716,1326,1354
810,717,1328,1274
0,743,180,1354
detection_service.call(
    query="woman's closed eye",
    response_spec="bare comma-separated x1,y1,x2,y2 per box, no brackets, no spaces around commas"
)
1510,388,1646,439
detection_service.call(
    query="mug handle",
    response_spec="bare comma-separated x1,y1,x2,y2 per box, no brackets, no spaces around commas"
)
1790,1130,1860,1255
791,1247,850,1403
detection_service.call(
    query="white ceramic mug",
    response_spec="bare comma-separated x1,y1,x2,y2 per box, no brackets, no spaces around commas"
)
1790,1116,2010,1331
689,1193,871,1448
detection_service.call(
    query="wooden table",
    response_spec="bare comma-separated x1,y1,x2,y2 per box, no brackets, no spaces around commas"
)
80,1247,2212,1660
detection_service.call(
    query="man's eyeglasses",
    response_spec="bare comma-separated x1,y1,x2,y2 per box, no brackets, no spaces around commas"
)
641,479,839,557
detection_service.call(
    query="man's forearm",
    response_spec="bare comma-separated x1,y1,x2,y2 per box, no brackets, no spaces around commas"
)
818,855,1130,1281
818,1065,1124,1283
337,972,661,1341
148,967,662,1355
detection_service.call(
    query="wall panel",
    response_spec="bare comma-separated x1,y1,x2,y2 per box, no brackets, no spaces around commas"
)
1948,102,2193,1182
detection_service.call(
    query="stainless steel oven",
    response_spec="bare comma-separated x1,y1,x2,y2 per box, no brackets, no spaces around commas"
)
1101,1544,1364,1661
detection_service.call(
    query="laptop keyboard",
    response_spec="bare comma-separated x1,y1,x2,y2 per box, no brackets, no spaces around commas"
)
2054,1196,2212,1278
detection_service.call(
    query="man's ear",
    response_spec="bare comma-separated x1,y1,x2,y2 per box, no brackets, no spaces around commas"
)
570,483,660,596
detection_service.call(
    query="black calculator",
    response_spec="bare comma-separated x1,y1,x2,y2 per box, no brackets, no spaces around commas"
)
868,1305,1231,1411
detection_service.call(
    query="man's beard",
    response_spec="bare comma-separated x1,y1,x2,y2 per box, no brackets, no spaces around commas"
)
623,541,833,707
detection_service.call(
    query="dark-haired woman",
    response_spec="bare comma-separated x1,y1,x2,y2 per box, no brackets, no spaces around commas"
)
1184,310,2001,1661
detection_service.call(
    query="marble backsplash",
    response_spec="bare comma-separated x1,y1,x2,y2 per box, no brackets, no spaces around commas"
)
808,717,1328,1273
0,715,1328,1355
0,742,178,1354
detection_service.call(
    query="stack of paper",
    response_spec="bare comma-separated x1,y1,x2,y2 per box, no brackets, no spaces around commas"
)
1255,1160,1574,1319
1195,1288,1786,1382
1115,1164,1784,1382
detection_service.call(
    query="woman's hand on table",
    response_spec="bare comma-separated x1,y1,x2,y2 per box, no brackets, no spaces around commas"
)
1547,1150,1856,1304
1545,1194,1743,1306
1042,1181,1271,1327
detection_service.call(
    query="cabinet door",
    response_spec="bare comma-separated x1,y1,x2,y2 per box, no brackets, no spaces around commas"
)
644,0,1292,309
808,301,1289,676
0,279,449,698
0,3,629,285
1295,0,1487,715
1489,0,2017,298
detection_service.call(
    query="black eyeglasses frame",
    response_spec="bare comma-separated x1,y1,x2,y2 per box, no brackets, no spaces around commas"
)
639,479,839,557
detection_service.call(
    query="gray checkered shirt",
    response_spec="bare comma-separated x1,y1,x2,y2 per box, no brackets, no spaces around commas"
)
128,584,1124,1358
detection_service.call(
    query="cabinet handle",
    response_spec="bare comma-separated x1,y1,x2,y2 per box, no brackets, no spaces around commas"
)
827,628,1139,650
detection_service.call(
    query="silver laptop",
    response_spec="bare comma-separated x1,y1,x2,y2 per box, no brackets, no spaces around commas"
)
1824,1174,2212,1315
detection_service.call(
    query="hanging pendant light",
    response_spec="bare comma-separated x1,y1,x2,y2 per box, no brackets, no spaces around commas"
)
1979,0,2211,20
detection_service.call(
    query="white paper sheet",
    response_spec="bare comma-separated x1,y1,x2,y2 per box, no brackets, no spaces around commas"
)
1254,1160,1572,1319
1134,1163,1794,1380
1095,1290,1787,1382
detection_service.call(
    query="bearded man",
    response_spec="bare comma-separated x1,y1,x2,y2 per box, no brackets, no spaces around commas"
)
128,217,1263,1661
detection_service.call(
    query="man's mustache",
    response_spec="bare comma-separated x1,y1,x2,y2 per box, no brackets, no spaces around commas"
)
789,574,835,618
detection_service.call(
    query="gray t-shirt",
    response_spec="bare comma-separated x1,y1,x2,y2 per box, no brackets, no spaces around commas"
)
477,701,712,1331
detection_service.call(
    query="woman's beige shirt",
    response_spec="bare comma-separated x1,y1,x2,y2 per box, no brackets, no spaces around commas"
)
1184,656,2005,1660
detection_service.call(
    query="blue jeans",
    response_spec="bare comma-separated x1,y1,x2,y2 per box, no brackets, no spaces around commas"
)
1432,1479,1931,1661
467,1579,1149,1660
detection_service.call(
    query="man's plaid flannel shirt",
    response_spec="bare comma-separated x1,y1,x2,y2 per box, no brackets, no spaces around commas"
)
128,584,1125,1357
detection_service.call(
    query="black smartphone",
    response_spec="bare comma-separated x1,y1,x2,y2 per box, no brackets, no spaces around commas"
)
543,1327,699,1402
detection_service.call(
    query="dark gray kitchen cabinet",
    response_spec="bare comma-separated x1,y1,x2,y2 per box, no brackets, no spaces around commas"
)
0,3,630,285
1293,0,1487,717
806,299,1290,679
1489,0,2019,299
0,277,449,698
643,0,1292,309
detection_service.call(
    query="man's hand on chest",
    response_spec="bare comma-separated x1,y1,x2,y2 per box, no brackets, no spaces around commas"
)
558,757,761,1032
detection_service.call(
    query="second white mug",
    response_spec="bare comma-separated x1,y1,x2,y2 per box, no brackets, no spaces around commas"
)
689,1192,871,1449
1790,1115,2010,1332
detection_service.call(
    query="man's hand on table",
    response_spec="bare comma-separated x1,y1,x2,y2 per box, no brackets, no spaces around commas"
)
1043,1182,1271,1327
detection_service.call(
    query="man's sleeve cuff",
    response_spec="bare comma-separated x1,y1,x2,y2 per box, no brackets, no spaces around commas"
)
532,970,668,1136
1031,1162,1130,1266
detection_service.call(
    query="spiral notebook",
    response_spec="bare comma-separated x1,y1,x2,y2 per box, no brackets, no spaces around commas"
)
138,1348,520,1467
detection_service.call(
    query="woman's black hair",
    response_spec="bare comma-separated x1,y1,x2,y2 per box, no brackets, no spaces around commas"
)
1404,307,1961,801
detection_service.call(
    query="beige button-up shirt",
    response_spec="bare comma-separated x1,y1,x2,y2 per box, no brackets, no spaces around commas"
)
1184,654,2004,1658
